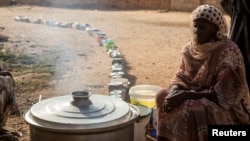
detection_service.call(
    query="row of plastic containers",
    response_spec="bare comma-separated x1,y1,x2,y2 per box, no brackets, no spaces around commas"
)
86,21,158,141
14,15,158,140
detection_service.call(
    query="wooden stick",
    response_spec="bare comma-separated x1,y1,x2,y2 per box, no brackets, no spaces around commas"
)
146,134,157,141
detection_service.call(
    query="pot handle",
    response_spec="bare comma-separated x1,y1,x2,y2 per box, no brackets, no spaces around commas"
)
129,104,140,121
71,91,93,107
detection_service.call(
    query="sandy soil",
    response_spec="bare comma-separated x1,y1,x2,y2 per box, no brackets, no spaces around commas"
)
0,5,230,141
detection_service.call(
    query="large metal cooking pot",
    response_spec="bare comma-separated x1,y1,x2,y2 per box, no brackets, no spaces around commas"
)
24,91,140,141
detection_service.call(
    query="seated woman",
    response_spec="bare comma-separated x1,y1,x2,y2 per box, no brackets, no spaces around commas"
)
155,4,250,141
0,71,20,141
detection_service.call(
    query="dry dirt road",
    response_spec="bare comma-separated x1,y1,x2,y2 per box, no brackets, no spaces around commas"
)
0,5,230,141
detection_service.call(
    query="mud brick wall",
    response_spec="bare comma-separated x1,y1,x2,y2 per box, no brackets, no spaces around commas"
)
103,0,171,9
171,0,200,11
171,0,224,12
0,0,223,11
1,0,171,10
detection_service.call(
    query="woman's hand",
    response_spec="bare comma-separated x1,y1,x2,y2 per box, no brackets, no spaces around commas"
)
163,90,187,113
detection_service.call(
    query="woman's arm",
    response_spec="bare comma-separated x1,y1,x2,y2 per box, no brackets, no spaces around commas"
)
163,85,218,113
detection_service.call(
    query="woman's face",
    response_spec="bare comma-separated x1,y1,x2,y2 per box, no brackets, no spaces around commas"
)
193,18,219,44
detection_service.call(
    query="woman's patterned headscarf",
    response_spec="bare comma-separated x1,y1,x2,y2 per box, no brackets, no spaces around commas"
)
191,4,228,40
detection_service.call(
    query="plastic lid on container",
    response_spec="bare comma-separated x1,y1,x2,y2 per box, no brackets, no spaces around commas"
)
129,85,161,97
136,105,152,117
110,90,123,95
111,78,130,86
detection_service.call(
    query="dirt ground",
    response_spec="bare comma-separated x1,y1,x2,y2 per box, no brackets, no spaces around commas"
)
0,5,231,141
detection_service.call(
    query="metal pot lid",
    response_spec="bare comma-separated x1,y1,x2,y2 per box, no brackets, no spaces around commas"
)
24,91,139,131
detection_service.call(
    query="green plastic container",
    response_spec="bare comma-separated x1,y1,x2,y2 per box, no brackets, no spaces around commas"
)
105,40,115,52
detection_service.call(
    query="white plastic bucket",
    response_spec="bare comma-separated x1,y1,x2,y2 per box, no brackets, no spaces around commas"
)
134,105,152,141
129,85,161,108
